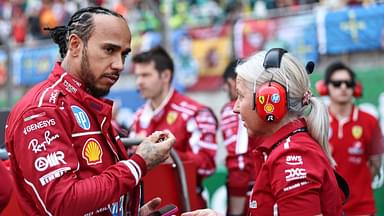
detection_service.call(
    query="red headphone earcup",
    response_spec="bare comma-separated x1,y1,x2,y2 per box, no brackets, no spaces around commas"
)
354,81,362,97
316,80,328,96
255,82,287,122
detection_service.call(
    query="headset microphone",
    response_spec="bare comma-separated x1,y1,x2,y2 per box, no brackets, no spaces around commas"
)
305,61,315,74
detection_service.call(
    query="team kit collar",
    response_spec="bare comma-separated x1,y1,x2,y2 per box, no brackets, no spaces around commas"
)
328,105,359,123
49,62,114,113
258,118,307,153
144,87,175,117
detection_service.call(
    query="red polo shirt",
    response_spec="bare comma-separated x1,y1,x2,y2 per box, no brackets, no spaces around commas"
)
329,106,384,215
248,119,343,216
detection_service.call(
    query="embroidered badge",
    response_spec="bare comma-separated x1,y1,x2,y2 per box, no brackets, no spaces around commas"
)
71,105,91,130
82,138,103,165
166,111,178,125
271,93,280,103
264,104,274,113
352,125,363,139
258,96,265,104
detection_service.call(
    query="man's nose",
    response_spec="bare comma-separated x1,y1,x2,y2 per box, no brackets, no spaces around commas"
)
111,55,124,71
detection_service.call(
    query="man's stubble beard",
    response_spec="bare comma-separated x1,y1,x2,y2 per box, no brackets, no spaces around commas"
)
80,46,110,98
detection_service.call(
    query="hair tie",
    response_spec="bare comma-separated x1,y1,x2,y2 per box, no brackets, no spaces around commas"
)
302,90,312,106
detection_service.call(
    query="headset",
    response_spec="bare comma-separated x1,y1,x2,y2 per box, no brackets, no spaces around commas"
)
315,79,362,98
253,48,288,123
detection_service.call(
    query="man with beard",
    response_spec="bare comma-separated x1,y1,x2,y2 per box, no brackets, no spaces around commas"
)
130,46,218,209
5,6,175,216
321,62,384,215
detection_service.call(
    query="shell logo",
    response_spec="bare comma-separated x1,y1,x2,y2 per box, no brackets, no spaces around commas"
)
264,103,274,113
82,138,103,165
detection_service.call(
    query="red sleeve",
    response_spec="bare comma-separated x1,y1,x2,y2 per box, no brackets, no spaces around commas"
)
367,118,384,155
220,105,254,196
269,148,323,215
177,107,218,177
10,107,146,215
225,153,255,196
0,160,12,213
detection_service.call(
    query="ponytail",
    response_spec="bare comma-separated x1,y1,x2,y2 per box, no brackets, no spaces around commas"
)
45,26,71,59
304,97,336,167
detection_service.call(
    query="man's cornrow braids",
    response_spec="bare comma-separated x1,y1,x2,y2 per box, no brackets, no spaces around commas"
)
45,6,125,59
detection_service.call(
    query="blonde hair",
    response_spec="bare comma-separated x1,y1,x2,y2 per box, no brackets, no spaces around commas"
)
236,50,336,167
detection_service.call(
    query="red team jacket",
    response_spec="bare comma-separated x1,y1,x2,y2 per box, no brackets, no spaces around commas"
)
249,119,344,216
329,106,384,215
220,101,256,199
5,63,147,216
0,160,12,213
131,89,217,189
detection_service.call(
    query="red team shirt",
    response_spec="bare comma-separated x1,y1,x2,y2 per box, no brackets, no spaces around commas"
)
248,119,344,216
5,64,146,216
131,89,218,205
220,101,256,212
329,105,384,215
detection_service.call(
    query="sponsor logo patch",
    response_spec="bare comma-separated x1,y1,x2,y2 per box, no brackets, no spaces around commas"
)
28,130,60,153
49,90,60,104
166,111,178,125
283,181,309,192
71,105,91,130
24,119,56,135
258,96,265,104
35,151,67,171
285,155,303,166
82,138,103,165
40,167,70,186
285,168,307,182
352,125,363,139
264,104,274,113
271,93,280,103
63,80,77,93
249,200,257,209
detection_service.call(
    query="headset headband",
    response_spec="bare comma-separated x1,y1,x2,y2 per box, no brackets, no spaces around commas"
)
263,48,288,69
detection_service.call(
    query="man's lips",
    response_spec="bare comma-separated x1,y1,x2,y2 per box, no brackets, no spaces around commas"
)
103,74,119,83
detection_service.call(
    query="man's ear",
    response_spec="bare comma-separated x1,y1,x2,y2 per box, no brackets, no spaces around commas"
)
67,34,82,57
161,69,172,83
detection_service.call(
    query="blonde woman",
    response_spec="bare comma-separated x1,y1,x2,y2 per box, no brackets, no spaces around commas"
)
183,48,346,216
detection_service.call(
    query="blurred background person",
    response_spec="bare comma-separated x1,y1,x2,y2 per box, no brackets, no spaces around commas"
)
131,46,218,209
220,59,257,216
321,62,384,216
0,160,12,213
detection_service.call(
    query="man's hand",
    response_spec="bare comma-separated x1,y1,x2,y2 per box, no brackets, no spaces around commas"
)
181,209,222,216
136,130,176,170
139,197,162,216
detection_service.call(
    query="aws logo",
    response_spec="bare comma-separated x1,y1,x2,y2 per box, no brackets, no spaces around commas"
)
285,155,303,166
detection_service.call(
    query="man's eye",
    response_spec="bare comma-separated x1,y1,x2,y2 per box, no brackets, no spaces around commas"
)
105,48,114,54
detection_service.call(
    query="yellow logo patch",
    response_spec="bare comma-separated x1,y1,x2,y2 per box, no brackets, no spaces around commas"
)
166,111,178,125
264,104,274,113
352,125,363,139
82,138,103,165
258,96,265,104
